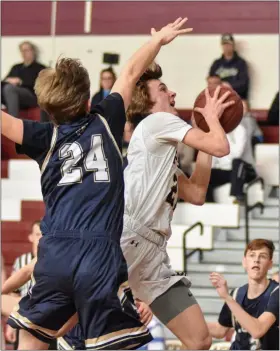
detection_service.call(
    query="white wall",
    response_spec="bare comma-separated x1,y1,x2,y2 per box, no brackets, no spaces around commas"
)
2,34,278,109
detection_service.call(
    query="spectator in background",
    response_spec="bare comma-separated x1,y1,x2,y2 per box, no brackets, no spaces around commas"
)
208,239,279,350
1,41,47,119
209,34,249,101
206,121,257,203
241,100,264,152
259,92,279,126
90,67,117,109
4,220,42,349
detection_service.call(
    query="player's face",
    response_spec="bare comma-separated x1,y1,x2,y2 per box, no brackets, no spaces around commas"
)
147,79,178,115
101,72,115,90
28,224,42,257
243,248,273,280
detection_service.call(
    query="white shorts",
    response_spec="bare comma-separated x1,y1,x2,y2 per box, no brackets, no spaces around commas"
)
121,214,191,305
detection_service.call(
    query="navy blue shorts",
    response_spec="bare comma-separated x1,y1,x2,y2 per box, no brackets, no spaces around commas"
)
8,233,152,350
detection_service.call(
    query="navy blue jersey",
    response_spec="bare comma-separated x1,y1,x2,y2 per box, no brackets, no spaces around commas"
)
17,93,126,238
218,280,279,350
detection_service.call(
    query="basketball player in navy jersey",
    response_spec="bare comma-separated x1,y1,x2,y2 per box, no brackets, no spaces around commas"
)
208,239,279,350
2,18,192,350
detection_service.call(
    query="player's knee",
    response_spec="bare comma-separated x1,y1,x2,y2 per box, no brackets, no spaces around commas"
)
186,333,212,350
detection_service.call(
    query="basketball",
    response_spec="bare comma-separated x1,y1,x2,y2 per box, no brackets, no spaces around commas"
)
193,86,243,133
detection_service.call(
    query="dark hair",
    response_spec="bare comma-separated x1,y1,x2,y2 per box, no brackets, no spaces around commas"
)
244,239,275,259
126,62,162,129
35,58,90,124
99,67,117,90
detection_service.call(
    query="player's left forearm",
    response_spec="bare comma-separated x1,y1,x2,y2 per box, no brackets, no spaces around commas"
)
224,295,261,339
189,151,212,195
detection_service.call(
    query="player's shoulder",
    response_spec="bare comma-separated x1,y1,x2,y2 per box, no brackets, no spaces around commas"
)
143,111,183,125
270,280,279,294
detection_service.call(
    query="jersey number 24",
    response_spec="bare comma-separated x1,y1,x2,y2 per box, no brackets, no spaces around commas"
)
58,135,110,186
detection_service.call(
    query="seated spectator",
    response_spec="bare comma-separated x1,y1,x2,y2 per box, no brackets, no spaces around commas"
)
4,220,42,349
1,41,47,119
259,92,279,126
208,239,279,350
209,34,249,101
241,100,264,151
90,67,116,109
206,122,257,203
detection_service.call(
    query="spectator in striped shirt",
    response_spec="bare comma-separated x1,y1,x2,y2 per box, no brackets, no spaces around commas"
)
4,220,41,347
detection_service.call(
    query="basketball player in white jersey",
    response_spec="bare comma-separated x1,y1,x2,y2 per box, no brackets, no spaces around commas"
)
121,63,235,350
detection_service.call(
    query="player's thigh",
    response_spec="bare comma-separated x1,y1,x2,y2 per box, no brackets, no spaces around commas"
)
150,281,211,350
18,329,49,350
74,240,152,350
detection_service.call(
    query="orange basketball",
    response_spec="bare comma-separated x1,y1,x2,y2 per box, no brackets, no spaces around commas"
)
193,86,243,133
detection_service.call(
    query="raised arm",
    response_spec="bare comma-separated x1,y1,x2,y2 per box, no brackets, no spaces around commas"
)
178,151,212,205
1,110,24,144
210,273,279,339
111,17,192,111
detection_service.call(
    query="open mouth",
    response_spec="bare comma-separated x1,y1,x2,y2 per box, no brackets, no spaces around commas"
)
170,102,175,107
252,266,260,271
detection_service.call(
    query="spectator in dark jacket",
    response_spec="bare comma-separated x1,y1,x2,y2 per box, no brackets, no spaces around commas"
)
259,92,279,126
1,41,46,118
90,67,116,109
209,34,249,100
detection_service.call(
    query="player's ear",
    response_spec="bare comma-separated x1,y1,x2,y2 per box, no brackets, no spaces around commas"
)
28,233,34,243
268,259,273,270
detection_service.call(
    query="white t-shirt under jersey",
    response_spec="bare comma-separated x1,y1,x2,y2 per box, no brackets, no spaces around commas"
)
124,112,192,238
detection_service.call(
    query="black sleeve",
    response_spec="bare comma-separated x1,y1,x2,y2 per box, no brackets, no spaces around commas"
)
90,91,103,110
91,93,126,152
4,64,20,79
267,92,279,125
16,120,54,167
266,285,279,324
218,302,233,328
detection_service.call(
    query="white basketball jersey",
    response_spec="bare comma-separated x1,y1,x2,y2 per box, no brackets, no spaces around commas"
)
124,112,192,238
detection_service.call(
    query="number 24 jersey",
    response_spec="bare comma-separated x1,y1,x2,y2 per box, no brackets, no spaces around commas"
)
17,93,126,237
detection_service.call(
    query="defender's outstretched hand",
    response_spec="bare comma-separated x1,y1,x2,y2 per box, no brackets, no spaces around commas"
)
151,17,193,45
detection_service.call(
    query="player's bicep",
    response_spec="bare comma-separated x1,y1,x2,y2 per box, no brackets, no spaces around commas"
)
91,92,126,151
16,120,54,166
111,75,134,112
1,111,24,144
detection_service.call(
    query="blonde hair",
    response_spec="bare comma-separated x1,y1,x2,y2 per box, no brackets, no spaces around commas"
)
35,58,90,124
126,62,162,129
